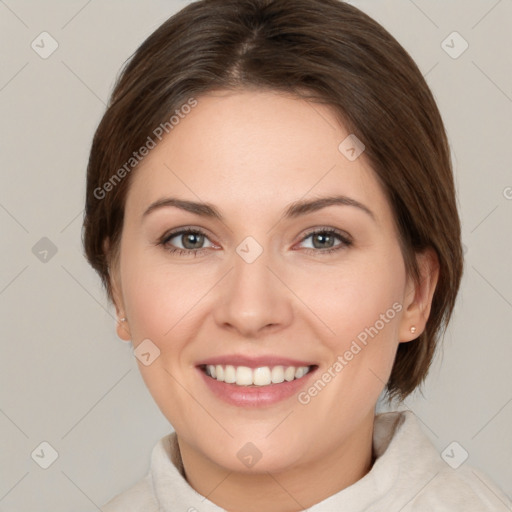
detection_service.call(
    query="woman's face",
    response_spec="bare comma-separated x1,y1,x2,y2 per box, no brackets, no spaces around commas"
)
111,89,424,474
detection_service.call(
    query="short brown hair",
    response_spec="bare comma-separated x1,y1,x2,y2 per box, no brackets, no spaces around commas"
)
82,0,463,400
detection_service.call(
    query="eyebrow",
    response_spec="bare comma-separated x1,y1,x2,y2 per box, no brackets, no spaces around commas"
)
142,195,375,222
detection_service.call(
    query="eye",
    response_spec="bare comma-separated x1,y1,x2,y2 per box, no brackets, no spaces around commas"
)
157,227,352,257
159,228,216,257
297,228,352,255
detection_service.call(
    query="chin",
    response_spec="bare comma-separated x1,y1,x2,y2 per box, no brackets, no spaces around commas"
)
201,434,306,474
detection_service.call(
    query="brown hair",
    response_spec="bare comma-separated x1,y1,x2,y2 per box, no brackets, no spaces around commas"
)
82,0,463,400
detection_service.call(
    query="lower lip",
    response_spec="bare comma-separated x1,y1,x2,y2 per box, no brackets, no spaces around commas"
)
197,367,317,407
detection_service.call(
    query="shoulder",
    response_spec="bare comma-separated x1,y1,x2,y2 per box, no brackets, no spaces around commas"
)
407,465,511,511
380,411,511,511
101,473,159,512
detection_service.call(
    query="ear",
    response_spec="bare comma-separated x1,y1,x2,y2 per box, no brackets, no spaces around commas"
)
103,237,131,342
398,247,440,342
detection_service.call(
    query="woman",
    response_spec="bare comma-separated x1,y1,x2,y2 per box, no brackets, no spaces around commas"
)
82,0,511,510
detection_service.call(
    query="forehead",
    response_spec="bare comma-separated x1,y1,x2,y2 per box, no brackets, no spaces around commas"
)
125,90,392,226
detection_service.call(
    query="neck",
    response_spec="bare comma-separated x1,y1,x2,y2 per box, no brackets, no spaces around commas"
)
176,412,375,512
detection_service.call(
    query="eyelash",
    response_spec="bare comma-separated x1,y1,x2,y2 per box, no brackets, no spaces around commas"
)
157,227,353,257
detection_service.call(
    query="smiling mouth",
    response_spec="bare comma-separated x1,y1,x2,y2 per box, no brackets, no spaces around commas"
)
199,364,317,387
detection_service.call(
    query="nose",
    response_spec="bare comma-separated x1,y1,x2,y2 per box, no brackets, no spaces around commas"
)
213,247,294,339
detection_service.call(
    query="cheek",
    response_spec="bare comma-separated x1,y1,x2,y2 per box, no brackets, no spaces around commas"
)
119,254,204,422
120,251,216,354
308,251,406,347
120,249,177,337
296,259,406,419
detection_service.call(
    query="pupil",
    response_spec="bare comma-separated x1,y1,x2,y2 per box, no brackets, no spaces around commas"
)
314,233,332,249
184,233,203,249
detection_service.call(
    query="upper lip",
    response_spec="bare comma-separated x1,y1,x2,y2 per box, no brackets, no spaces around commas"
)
196,355,316,369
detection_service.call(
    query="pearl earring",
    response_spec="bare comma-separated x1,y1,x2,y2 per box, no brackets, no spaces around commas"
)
119,317,126,322
410,326,416,334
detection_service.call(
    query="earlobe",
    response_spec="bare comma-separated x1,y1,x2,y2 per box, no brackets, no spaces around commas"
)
113,277,131,342
399,248,440,342
116,316,132,342
104,237,131,342
111,275,131,342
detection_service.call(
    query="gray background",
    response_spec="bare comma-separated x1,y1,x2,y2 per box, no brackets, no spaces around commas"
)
0,0,511,510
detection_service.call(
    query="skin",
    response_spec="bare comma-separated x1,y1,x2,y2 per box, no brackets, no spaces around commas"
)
108,89,439,512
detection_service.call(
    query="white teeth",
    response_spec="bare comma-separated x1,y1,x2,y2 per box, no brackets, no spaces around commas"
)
253,367,272,386
284,366,296,382
204,364,312,386
224,365,236,383
295,367,307,379
271,366,285,384
236,366,253,386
